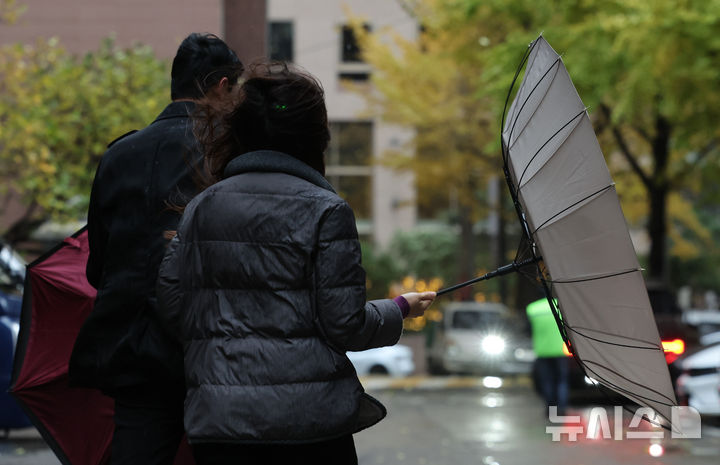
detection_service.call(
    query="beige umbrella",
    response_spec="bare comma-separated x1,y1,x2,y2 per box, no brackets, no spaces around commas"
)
440,36,677,426
502,35,676,425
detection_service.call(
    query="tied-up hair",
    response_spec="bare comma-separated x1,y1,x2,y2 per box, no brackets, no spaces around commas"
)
194,61,330,191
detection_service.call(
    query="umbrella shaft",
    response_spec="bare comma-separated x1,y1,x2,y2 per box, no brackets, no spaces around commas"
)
436,257,540,296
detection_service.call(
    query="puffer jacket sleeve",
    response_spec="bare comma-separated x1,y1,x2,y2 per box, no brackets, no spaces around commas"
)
314,201,404,352
155,234,184,339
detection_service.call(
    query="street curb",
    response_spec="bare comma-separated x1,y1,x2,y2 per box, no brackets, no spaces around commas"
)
359,375,532,391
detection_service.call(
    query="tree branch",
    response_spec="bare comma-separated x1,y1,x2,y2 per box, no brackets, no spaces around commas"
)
632,125,652,143
600,104,652,188
671,138,718,185
395,0,420,19
3,200,43,245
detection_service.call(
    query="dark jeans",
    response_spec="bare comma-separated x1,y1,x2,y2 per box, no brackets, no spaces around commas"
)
111,395,185,465
535,356,570,415
192,435,358,465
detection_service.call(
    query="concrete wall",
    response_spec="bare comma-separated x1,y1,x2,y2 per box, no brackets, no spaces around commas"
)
0,0,224,58
224,0,267,65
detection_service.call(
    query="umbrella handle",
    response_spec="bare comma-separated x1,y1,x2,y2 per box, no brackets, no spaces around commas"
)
436,256,541,296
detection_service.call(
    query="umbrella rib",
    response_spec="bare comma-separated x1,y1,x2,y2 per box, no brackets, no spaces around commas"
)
503,38,543,145
531,184,614,234
564,323,661,350
501,39,537,161
581,360,677,407
515,108,587,188
548,267,641,284
506,58,562,149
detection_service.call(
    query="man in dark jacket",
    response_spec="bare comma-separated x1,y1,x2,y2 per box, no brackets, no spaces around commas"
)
69,33,243,465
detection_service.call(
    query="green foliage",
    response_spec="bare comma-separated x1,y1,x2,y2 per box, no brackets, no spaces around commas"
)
0,37,169,232
670,209,720,290
361,228,460,300
354,0,720,283
347,10,497,223
0,0,25,24
388,227,460,285
361,240,401,300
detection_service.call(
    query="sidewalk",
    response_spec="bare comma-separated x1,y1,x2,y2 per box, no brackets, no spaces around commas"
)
0,427,59,465
360,374,532,391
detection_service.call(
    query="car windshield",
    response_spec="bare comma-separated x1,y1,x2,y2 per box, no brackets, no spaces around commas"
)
451,310,505,330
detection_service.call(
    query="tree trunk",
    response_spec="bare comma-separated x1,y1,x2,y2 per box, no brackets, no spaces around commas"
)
646,183,668,282
496,194,508,302
647,115,671,282
3,201,43,246
457,206,475,301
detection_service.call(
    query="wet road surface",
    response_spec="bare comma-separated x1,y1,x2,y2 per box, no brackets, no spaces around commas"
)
355,376,720,465
2,376,719,465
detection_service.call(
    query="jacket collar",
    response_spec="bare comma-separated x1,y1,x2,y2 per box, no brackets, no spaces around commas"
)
223,150,336,193
153,101,196,122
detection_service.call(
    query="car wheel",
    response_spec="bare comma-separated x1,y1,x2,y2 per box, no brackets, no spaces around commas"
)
369,365,389,375
427,358,447,376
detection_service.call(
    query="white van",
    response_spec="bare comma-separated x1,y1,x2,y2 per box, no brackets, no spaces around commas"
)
426,302,535,375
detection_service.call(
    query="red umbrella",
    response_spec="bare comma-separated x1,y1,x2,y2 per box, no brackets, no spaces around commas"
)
10,227,194,465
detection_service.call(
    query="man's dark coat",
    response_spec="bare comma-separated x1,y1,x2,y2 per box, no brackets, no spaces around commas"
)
69,102,199,397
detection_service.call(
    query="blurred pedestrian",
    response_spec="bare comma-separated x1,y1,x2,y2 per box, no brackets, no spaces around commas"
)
69,33,243,465
155,62,436,465
526,298,570,416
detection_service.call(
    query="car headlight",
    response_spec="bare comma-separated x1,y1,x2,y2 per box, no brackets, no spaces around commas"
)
514,347,536,362
481,335,506,355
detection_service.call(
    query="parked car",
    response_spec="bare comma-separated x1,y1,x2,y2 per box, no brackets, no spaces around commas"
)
0,239,31,432
683,309,720,340
426,302,535,376
0,240,25,292
674,342,720,416
347,344,415,377
700,331,720,346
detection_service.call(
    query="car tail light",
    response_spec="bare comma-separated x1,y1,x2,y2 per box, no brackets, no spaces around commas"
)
662,339,685,364
562,342,572,357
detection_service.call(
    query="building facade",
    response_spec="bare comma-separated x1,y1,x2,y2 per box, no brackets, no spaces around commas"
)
267,0,417,245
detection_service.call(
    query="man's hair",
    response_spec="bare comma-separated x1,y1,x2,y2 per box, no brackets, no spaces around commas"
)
170,33,244,100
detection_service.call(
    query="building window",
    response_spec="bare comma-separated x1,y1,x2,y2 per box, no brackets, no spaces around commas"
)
339,24,371,82
269,21,293,62
325,122,373,219
341,24,369,63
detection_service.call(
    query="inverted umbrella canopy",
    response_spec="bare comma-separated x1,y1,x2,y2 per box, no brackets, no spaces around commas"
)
9,227,194,465
10,227,114,465
501,36,676,424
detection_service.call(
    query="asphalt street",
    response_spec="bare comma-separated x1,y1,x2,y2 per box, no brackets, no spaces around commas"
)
2,376,719,465
355,377,720,465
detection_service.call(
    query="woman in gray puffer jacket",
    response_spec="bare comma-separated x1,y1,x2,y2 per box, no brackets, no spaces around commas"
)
155,63,435,465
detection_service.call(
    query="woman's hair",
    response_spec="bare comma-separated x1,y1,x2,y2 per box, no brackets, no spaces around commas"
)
195,61,330,189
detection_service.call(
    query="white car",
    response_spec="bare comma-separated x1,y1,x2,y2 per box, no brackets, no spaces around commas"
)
699,331,720,346
426,302,535,376
675,342,720,416
347,344,414,377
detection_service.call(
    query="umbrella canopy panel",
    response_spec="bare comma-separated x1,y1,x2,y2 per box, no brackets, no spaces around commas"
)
502,37,676,425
